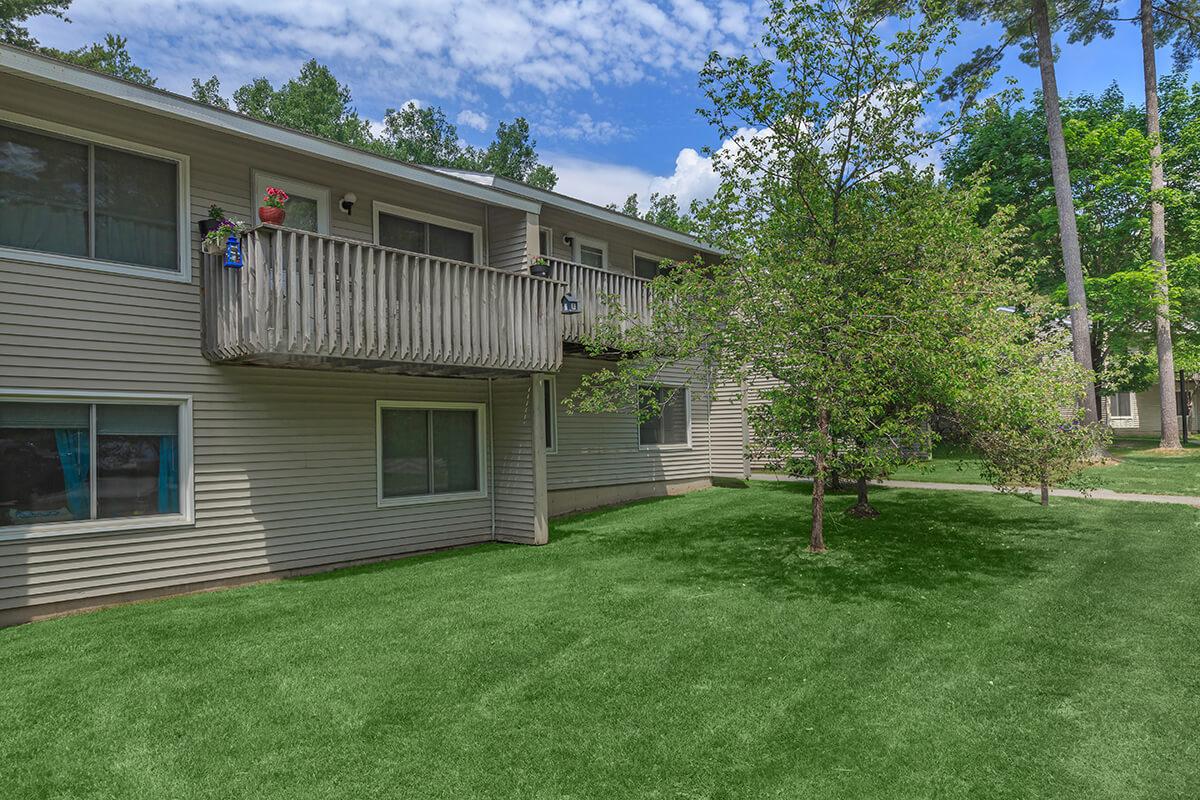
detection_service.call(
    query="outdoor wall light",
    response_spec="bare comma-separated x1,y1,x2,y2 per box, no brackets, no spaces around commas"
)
561,292,581,315
340,192,357,215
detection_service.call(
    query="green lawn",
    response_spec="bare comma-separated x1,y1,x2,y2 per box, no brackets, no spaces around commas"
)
3,484,1200,799
890,438,1200,496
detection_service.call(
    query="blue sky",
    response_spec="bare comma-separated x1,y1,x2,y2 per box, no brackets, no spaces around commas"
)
26,1,1194,209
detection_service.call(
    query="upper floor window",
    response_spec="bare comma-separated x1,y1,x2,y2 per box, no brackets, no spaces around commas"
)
252,172,329,234
634,251,670,280
538,226,553,258
638,385,690,448
1109,392,1133,418
572,234,607,269
374,201,481,264
0,393,192,535
0,116,187,279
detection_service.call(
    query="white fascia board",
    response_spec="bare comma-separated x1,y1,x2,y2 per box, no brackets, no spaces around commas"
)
0,45,541,215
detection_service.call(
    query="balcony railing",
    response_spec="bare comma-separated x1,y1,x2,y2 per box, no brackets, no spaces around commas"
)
203,225,564,376
544,258,651,346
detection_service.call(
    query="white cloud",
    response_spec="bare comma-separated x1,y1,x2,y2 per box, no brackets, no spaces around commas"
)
542,113,628,144
549,126,768,210
25,0,767,104
455,109,489,132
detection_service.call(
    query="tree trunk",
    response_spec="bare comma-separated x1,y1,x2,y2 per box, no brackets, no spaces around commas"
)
830,470,843,492
1141,0,1182,449
1032,0,1099,425
1040,480,1050,507
846,475,879,518
810,407,829,553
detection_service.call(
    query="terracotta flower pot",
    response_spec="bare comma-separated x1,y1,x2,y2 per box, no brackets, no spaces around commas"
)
258,206,286,225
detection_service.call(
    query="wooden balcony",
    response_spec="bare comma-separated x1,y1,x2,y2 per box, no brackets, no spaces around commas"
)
544,258,651,350
203,226,564,377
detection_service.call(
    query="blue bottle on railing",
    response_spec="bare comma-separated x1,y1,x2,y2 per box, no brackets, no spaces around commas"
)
223,235,243,269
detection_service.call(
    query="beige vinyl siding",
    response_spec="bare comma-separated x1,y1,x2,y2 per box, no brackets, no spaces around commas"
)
485,207,531,272
708,381,749,478
538,207,706,275
546,355,715,490
0,77,545,619
743,375,784,471
1102,388,1200,437
490,377,547,544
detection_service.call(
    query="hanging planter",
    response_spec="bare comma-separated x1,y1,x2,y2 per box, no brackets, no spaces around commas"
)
258,186,288,225
203,217,247,266
198,204,224,237
530,257,551,278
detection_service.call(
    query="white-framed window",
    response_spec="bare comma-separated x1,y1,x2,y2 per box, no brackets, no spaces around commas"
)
1108,392,1133,419
0,110,190,282
251,171,330,234
0,390,193,539
571,233,608,269
633,250,670,280
638,385,691,449
376,401,487,506
538,226,553,258
538,375,558,454
373,201,483,264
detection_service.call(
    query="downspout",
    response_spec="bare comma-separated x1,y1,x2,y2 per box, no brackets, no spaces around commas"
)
706,369,714,479
488,377,496,541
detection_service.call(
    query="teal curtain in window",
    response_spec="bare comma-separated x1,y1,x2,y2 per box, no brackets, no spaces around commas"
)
53,428,90,519
157,435,179,514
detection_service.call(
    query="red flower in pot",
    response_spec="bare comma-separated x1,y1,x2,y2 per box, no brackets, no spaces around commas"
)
258,187,289,225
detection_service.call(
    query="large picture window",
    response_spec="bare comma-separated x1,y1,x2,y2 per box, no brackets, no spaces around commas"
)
638,386,690,448
377,401,487,505
0,117,186,277
0,394,192,534
374,202,481,264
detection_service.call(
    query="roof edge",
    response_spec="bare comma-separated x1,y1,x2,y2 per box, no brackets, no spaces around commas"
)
0,44,541,214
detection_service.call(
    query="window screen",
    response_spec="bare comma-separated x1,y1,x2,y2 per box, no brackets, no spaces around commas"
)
379,406,482,500
0,123,179,271
638,386,689,446
378,211,477,263
579,244,605,269
0,400,182,528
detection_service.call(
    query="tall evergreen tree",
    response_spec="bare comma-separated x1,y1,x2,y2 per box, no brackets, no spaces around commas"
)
948,1,1102,425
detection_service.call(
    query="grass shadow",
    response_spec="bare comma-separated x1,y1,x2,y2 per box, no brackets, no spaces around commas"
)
554,482,1061,605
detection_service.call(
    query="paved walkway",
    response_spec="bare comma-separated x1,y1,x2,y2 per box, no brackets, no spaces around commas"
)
751,472,1200,508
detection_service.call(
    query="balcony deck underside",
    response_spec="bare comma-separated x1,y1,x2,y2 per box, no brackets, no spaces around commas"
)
209,350,547,378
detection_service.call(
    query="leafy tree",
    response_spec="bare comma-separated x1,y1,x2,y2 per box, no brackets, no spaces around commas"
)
607,192,692,232
373,103,463,166
0,0,68,47
231,60,371,146
568,1,1041,552
205,60,558,188
959,344,1109,506
947,80,1200,402
476,118,556,188
190,75,228,109
1128,0,1195,450
45,33,154,85
948,0,1105,425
